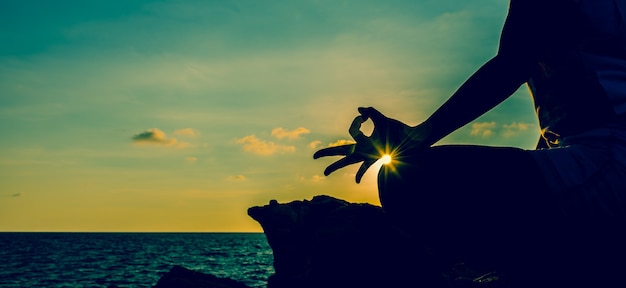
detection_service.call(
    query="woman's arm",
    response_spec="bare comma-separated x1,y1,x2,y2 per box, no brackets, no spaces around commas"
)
419,55,531,146
419,0,542,146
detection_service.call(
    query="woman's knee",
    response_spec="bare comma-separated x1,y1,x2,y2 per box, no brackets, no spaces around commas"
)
377,163,423,216
377,166,398,213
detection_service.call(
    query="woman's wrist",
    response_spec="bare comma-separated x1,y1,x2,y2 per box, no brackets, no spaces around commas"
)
404,121,432,144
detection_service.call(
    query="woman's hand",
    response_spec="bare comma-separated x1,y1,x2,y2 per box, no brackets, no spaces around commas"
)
313,107,429,183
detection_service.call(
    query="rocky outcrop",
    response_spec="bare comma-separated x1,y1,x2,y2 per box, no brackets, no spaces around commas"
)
152,265,252,288
150,195,503,288
247,195,442,288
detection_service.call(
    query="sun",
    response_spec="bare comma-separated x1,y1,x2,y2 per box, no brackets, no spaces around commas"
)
380,154,392,165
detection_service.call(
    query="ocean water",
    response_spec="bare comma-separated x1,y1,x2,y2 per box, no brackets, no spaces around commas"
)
0,232,274,288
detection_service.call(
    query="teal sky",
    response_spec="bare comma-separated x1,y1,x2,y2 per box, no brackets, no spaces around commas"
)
0,0,539,232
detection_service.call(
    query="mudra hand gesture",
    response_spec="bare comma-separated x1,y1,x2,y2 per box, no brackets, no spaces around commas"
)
314,107,428,183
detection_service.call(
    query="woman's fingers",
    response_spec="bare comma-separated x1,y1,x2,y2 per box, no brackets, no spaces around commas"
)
314,107,396,181
324,155,363,176
313,144,355,159
349,115,368,143
355,159,377,183
358,107,387,125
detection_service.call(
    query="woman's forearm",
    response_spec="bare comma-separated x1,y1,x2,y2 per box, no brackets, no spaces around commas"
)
421,55,530,146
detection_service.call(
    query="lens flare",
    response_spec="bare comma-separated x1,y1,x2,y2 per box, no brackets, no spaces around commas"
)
381,154,392,165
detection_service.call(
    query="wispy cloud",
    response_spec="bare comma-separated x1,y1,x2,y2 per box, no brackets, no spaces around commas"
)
11,193,21,197
236,135,296,156
174,128,199,138
503,122,531,138
226,175,247,181
307,139,354,150
309,140,322,149
328,139,356,147
469,121,534,139
470,122,496,138
299,175,326,183
271,127,310,140
131,128,191,148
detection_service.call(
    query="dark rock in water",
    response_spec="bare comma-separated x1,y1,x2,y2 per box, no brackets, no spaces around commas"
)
248,195,438,288
152,265,251,288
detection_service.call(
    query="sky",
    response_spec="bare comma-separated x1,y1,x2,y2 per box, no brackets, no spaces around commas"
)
0,0,540,232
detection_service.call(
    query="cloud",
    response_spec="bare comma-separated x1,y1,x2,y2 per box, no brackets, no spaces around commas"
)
299,175,326,183
132,128,191,148
309,140,322,149
174,128,199,137
328,139,356,147
468,122,534,138
226,175,247,181
176,142,193,149
11,193,21,197
185,157,198,162
236,135,296,155
307,139,354,151
503,122,531,138
503,122,530,130
271,127,310,140
132,128,177,145
470,122,496,138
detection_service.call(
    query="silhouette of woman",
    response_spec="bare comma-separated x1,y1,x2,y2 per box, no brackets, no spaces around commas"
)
315,0,626,286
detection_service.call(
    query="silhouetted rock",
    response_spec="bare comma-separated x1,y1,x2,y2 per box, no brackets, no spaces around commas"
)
247,195,439,288
152,265,251,288
150,195,501,288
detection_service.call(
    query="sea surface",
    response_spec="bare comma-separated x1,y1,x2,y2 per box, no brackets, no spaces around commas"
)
0,232,274,288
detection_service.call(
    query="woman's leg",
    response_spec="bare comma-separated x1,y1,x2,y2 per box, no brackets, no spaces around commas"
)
377,145,560,285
